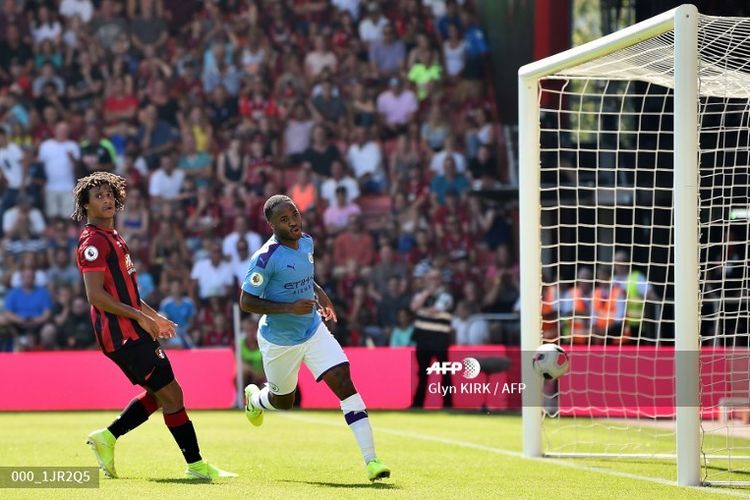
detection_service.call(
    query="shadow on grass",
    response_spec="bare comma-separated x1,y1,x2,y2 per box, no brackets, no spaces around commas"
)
148,478,219,484
278,479,399,490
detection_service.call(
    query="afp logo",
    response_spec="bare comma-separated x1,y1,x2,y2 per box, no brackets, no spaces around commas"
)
426,357,480,379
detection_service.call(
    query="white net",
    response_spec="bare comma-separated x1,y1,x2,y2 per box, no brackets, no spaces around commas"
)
536,14,750,485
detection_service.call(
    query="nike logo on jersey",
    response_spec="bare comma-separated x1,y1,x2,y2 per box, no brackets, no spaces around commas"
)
287,264,295,270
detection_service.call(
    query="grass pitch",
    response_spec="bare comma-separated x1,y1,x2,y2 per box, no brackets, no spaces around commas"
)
1,410,749,499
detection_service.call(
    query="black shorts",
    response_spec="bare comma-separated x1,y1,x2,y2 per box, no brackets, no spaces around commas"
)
106,339,175,392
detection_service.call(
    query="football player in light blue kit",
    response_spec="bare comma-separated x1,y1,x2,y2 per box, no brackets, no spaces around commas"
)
240,195,390,482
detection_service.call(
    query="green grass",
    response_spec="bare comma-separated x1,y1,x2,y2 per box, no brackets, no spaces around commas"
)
1,410,749,499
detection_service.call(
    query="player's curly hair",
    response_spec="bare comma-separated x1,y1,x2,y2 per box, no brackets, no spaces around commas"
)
71,172,127,222
263,194,294,221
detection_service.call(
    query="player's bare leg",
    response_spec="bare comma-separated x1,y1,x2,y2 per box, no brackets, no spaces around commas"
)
321,364,390,481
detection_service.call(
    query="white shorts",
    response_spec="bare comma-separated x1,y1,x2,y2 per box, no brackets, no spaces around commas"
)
258,322,349,395
45,190,75,220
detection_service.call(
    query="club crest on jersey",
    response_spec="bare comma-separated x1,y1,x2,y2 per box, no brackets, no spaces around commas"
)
124,253,136,274
155,347,165,359
250,272,264,286
83,245,99,261
308,253,313,263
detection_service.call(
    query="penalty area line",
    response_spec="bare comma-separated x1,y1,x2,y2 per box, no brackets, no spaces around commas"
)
279,413,750,498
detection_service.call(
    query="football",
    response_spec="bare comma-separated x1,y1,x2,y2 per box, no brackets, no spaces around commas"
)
532,344,570,380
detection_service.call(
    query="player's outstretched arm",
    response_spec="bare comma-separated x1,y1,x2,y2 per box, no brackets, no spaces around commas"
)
82,272,160,339
239,290,315,316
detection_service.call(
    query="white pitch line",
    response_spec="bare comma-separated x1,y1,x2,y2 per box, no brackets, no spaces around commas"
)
279,413,750,499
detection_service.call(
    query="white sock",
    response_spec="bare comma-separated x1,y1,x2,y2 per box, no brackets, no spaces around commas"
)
251,385,277,411
341,393,376,464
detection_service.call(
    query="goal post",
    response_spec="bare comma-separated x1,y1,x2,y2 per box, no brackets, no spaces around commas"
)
517,3,750,487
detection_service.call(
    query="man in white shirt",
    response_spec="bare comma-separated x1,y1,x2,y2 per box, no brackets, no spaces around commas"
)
429,136,467,176
320,159,360,207
190,243,234,303
38,122,79,219
0,128,27,225
358,2,389,43
230,238,253,287
346,126,385,193
2,195,46,237
148,153,185,203
222,216,262,263
59,0,94,23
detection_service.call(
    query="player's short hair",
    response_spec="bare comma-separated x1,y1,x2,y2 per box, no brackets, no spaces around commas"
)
263,194,294,221
71,172,127,222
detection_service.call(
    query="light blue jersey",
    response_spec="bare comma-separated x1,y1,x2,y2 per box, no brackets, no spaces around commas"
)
242,234,321,345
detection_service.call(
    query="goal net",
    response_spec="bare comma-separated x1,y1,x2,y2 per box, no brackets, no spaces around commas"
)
519,5,750,486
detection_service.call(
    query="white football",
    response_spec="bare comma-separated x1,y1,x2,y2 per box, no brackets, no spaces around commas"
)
532,344,570,380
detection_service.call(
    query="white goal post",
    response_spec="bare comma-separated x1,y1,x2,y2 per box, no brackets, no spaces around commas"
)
519,3,750,487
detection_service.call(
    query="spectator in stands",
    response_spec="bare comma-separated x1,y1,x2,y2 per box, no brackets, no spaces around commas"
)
116,188,149,240
80,122,116,173
288,165,318,213
230,238,252,287
148,153,185,204
283,101,315,162
190,242,233,304
468,143,495,181
222,215,262,263
240,316,265,387
324,186,362,234
32,63,65,98
333,215,375,271
359,2,389,44
460,9,489,85
129,0,168,55
465,107,495,160
389,307,415,347
430,157,470,205
321,159,360,207
59,0,94,24
199,312,232,347
305,34,338,82
303,124,341,177
10,252,47,289
411,268,454,408
310,79,347,128
421,103,451,152
159,280,196,349
376,77,418,137
452,300,490,345
47,246,81,296
376,275,411,330
216,136,248,188
612,249,658,340
2,194,45,240
407,48,442,101
429,135,467,175
103,79,138,129
178,134,213,187
90,0,128,50
0,127,27,227
38,121,79,219
347,126,385,193
443,24,466,80
137,104,176,168
369,24,406,78
57,295,96,349
3,269,53,347
371,243,408,295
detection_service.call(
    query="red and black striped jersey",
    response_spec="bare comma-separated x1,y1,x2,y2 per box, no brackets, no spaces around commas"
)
76,224,149,353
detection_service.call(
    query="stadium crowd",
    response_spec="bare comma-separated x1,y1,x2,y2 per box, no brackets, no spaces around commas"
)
0,0,517,355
